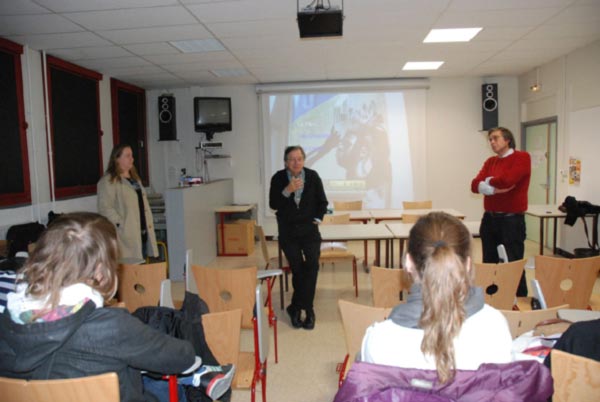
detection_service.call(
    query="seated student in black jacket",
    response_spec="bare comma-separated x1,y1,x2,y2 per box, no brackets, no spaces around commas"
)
0,212,233,402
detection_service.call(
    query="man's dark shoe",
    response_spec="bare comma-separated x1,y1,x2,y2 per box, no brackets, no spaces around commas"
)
303,309,315,330
287,304,303,328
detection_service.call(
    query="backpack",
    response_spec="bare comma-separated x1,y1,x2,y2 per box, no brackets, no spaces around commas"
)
5,222,45,258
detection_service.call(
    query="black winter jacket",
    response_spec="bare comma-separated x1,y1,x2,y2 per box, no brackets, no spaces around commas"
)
0,301,195,402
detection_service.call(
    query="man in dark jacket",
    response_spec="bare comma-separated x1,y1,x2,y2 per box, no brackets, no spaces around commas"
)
269,145,328,330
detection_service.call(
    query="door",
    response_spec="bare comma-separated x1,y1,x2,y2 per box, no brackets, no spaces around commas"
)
523,119,557,247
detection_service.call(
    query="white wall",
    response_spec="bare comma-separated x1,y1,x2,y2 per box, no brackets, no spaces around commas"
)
519,39,600,252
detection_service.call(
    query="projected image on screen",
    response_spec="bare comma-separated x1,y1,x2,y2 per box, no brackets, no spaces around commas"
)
262,90,426,210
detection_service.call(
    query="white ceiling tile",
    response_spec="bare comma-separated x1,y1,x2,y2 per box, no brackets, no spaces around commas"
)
0,0,51,15
145,51,236,64
124,43,181,56
0,14,83,36
48,46,133,60
98,25,212,45
546,3,600,24
8,32,112,50
103,65,166,76
187,0,293,22
208,18,297,38
436,8,563,28
448,0,574,10
65,6,197,31
525,22,600,39
34,0,180,13
77,56,153,70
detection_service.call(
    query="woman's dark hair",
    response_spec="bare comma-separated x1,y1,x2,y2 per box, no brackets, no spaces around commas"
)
106,143,141,182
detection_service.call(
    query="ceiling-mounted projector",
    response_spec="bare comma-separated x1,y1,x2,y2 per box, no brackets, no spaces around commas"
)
297,0,344,38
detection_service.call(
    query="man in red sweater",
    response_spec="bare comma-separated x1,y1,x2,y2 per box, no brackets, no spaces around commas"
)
471,127,531,297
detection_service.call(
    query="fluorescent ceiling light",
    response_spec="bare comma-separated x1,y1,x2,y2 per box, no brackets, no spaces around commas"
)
169,39,225,53
403,61,444,70
424,28,482,43
210,68,248,77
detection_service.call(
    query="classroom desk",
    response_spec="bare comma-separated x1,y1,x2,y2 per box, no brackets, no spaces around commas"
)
525,204,598,256
386,221,480,267
331,209,372,269
215,204,255,256
369,208,466,223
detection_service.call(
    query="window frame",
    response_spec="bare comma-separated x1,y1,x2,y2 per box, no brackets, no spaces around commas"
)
46,55,103,199
0,38,31,207
110,78,149,185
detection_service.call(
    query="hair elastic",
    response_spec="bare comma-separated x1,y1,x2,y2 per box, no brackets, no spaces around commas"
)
432,240,447,248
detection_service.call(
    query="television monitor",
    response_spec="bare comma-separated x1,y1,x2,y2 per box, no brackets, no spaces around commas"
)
194,97,232,139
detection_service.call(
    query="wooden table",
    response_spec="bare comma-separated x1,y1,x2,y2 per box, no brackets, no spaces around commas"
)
331,209,372,269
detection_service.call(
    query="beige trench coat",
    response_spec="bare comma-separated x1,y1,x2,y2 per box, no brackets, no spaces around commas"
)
97,174,158,260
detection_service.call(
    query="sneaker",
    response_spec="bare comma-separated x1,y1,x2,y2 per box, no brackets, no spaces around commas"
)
193,364,236,401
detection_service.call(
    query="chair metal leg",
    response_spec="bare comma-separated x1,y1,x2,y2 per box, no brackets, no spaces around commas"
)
353,257,358,297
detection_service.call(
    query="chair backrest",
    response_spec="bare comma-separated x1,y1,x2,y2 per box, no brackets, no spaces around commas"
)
117,262,167,313
255,224,271,263
192,265,257,328
473,259,526,310
400,213,421,223
500,304,569,338
551,349,600,402
402,200,432,209
338,299,391,364
534,255,600,309
333,200,363,211
0,372,119,402
323,213,351,224
255,284,270,364
370,266,412,308
202,309,242,369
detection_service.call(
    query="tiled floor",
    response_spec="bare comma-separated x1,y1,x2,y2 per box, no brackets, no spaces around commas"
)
182,238,600,402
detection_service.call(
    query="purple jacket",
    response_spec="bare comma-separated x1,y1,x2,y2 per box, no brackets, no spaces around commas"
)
334,361,553,402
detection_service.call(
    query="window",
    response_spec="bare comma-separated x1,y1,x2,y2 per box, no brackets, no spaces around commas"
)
47,55,102,198
110,79,149,185
0,38,30,207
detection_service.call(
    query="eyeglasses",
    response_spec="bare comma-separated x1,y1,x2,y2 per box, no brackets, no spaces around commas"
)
488,134,503,142
286,157,304,163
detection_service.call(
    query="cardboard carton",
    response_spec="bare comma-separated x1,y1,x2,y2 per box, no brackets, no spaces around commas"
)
217,219,255,255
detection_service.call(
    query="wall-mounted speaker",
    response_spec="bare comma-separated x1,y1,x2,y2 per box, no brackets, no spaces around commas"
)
158,95,177,141
481,83,498,131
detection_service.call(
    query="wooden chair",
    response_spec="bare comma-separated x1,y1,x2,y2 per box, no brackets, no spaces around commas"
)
402,200,432,210
333,200,363,211
0,372,119,402
473,259,526,310
117,262,167,313
255,224,290,294
400,213,421,223
370,265,412,308
551,349,600,402
337,299,391,387
500,304,569,338
202,286,270,402
534,255,600,309
321,214,359,297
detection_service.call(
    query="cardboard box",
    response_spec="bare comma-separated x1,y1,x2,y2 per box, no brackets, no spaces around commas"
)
217,219,255,255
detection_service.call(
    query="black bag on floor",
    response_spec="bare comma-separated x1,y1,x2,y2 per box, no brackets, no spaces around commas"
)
559,196,600,255
5,222,45,257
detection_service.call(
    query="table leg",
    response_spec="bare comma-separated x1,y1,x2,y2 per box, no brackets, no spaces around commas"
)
375,240,381,266
552,217,558,255
278,244,284,310
539,217,544,255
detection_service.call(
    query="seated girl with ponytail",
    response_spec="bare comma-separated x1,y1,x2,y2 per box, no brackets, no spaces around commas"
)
361,212,512,383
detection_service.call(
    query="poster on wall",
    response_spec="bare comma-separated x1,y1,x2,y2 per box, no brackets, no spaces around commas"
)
569,157,581,185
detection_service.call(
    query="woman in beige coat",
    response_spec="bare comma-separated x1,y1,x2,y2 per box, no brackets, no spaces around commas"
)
97,144,158,261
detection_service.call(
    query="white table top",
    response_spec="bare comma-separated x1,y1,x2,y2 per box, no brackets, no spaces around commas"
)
319,223,394,241
331,210,372,221
369,208,466,220
525,204,565,218
215,204,255,213
386,220,480,239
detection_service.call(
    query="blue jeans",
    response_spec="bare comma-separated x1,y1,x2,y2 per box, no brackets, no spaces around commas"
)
142,375,187,402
